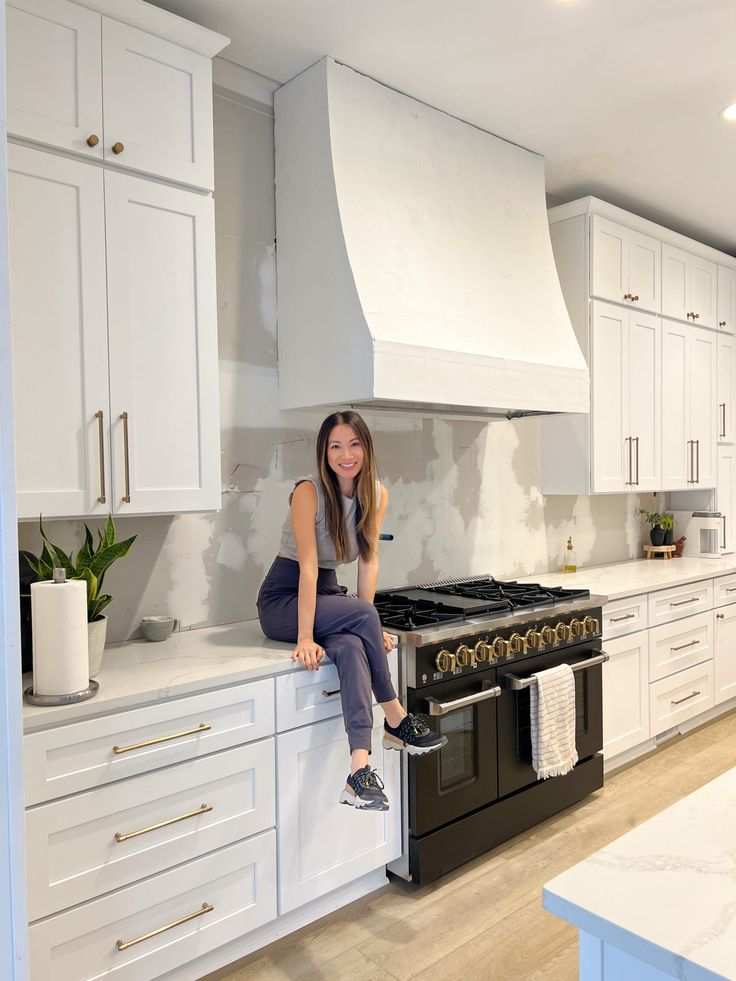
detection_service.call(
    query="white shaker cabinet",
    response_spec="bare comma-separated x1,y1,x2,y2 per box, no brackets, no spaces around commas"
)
717,334,735,444
714,603,736,704
718,265,736,333
662,244,717,329
717,446,736,555
602,630,650,759
689,326,717,487
590,215,660,314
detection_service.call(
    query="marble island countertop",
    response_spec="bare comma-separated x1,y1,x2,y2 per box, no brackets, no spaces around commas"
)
544,765,736,981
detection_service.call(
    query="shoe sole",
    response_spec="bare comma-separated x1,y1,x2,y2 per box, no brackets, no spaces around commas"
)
338,789,389,811
382,733,448,755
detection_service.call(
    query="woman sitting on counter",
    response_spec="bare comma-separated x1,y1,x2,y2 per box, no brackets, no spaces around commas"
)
257,410,445,810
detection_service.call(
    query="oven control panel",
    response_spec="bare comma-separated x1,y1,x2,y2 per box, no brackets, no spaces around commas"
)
411,607,602,689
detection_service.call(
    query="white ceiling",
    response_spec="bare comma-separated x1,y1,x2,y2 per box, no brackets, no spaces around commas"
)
151,0,736,254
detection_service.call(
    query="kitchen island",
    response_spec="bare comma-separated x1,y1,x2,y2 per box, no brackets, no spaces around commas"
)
544,765,736,981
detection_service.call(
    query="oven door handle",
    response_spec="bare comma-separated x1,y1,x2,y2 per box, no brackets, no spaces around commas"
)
424,686,503,716
504,651,609,691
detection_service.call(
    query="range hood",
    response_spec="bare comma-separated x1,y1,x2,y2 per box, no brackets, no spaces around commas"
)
274,58,589,418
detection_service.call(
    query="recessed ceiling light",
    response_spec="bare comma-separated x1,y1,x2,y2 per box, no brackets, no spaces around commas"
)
722,103,736,121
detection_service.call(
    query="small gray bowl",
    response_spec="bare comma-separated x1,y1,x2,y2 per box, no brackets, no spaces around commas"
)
141,616,177,642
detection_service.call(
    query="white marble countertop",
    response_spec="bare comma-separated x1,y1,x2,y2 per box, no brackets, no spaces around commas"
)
518,555,736,602
544,765,736,981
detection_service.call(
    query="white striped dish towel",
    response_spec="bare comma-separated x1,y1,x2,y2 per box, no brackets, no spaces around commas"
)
529,663,578,780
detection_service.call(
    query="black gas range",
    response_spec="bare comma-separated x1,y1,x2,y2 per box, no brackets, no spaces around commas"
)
375,575,609,885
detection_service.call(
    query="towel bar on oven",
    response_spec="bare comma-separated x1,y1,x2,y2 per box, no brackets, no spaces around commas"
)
504,651,609,690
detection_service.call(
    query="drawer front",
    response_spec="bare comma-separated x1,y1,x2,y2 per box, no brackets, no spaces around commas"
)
648,580,713,627
24,677,275,806
649,662,714,736
276,648,398,732
29,830,277,981
27,739,275,920
649,611,714,682
714,573,736,607
603,594,648,639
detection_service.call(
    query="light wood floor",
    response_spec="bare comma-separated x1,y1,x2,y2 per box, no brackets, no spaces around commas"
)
202,710,736,981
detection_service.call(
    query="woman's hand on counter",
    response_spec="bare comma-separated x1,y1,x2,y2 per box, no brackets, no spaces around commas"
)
293,638,324,671
382,631,395,654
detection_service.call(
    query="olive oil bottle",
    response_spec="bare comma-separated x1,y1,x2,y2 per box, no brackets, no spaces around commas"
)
563,535,577,573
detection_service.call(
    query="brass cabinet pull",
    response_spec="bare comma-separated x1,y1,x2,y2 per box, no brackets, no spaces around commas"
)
670,596,699,607
95,410,106,503
695,439,700,483
86,134,99,147
722,514,727,550
625,436,632,486
114,803,212,843
321,688,341,698
116,902,214,952
609,612,636,623
634,435,639,485
112,141,125,154
686,439,693,483
631,295,639,302
120,411,131,503
720,320,727,327
670,639,699,652
717,612,725,620
670,690,701,706
623,292,633,301
693,312,700,319
721,403,727,439
725,586,736,593
113,722,211,755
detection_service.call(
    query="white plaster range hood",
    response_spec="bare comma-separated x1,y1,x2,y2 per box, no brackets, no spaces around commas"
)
274,58,589,419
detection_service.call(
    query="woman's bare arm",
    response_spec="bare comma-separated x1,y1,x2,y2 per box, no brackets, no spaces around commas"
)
291,481,323,669
357,485,389,603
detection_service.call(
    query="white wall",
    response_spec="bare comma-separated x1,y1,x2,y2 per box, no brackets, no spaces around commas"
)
17,83,656,645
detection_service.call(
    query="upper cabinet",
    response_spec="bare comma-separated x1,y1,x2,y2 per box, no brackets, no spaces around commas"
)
6,0,225,190
662,245,718,329
718,266,736,333
591,216,661,314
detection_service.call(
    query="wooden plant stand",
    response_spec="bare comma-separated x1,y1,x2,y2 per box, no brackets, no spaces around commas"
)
643,544,675,560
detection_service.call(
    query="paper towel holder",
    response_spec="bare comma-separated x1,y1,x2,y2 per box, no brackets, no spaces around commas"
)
24,679,99,706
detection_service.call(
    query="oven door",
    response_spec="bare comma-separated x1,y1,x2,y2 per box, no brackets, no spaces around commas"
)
495,645,604,798
407,673,500,837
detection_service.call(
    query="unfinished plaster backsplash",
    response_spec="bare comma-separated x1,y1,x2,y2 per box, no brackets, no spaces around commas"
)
17,89,655,645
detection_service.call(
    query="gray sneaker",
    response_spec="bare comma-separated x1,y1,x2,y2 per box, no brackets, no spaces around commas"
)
383,713,448,755
339,765,389,811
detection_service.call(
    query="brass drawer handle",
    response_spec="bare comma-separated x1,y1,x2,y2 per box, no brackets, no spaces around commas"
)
669,597,699,607
95,410,106,503
670,639,699,652
120,411,131,503
321,688,341,698
116,902,214,951
115,803,212,843
113,722,211,755
725,586,736,593
609,612,636,623
671,690,701,706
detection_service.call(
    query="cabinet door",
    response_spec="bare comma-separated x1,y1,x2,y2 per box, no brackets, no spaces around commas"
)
661,320,690,490
101,19,214,190
591,302,628,493
690,256,718,329
590,216,627,305
715,604,736,704
105,173,220,514
717,447,736,554
8,145,111,520
717,265,736,333
689,326,717,488
602,630,649,759
628,229,661,313
717,334,735,444
276,710,400,914
627,310,660,490
662,245,690,323
6,0,103,158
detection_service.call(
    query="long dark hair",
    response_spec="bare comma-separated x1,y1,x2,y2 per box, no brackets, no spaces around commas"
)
316,411,379,562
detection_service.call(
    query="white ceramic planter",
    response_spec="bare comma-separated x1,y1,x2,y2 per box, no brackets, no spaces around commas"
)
87,616,107,679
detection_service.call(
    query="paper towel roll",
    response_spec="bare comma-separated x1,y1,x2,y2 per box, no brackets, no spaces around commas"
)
31,579,89,696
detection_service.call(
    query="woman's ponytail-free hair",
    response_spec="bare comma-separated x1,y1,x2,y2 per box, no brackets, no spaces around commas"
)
316,411,379,562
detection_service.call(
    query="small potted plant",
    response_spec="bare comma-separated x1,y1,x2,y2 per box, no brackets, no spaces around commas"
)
660,513,675,546
639,509,666,546
25,516,136,678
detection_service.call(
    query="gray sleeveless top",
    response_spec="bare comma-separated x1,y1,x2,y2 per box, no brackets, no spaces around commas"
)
279,477,381,569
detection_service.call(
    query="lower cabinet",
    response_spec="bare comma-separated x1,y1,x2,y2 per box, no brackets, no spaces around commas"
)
715,604,736,704
649,661,714,736
277,709,401,914
602,630,650,758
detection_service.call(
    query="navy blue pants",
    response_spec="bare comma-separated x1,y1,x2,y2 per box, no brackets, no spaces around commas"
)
257,557,397,752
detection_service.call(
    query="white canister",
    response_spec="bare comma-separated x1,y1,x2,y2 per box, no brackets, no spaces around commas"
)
31,573,89,696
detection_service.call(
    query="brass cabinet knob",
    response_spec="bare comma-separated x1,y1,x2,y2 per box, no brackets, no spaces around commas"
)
687,312,693,319
112,141,125,154
525,629,542,649
474,640,492,662
717,612,725,620
540,625,556,646
435,649,456,672
623,293,633,300
509,632,526,654
492,636,511,660
693,312,700,319
570,618,585,637
720,321,727,327
86,134,99,147
583,615,600,636
555,621,573,642
631,295,639,302
455,644,476,668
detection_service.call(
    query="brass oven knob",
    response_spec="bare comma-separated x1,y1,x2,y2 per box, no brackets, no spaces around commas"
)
525,629,542,650
474,640,492,662
570,618,585,637
509,632,526,655
455,644,476,668
492,636,511,660
540,625,556,647
435,649,456,672
583,615,600,636
555,621,573,642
